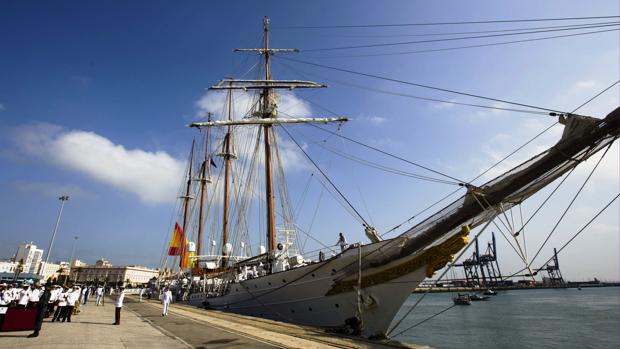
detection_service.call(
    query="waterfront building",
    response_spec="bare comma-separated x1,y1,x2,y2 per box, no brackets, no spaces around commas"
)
95,258,112,267
71,259,87,268
70,264,159,286
0,260,17,273
15,242,44,274
38,261,70,280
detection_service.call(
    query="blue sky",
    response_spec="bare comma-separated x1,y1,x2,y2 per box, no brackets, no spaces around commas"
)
0,1,618,280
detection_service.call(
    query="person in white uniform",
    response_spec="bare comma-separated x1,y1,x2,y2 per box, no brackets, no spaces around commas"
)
28,283,42,307
95,285,104,306
52,287,68,322
62,286,80,322
17,284,31,307
0,283,10,305
113,286,125,325
161,287,172,316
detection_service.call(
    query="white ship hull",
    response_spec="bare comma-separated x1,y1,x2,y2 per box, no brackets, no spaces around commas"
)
187,239,441,337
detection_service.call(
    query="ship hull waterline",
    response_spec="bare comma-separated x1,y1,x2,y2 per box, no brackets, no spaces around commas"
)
186,236,462,337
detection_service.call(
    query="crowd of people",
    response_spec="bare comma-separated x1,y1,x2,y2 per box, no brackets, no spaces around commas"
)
0,281,127,337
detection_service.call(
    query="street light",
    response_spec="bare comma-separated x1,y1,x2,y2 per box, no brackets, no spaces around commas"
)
42,195,69,273
70,236,79,266
70,236,79,283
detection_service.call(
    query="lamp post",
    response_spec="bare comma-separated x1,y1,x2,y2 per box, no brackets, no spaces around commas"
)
70,235,79,282
42,195,69,273
70,236,79,266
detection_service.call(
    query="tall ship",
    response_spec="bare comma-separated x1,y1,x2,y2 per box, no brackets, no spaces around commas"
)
160,17,619,338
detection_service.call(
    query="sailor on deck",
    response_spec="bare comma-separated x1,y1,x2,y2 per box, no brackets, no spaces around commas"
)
336,232,348,252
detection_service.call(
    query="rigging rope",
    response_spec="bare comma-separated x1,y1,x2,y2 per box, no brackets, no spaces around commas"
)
500,192,620,282
302,23,619,52
528,142,614,268
272,16,620,29
279,124,370,226
513,166,577,237
306,123,466,184
387,218,494,336
570,80,620,113
325,21,619,38
310,138,459,185
518,204,528,261
275,59,550,116
274,55,566,114
307,28,619,59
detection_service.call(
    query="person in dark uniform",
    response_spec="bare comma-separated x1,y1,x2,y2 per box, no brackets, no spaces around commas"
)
28,283,52,338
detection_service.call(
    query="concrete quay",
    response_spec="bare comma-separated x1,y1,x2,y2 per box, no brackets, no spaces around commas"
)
1,295,430,348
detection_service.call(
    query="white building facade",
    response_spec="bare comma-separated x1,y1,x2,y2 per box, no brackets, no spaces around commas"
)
38,261,70,281
15,242,44,274
71,265,159,286
0,260,17,273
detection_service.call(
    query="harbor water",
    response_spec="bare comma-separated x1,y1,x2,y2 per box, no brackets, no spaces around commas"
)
392,286,619,349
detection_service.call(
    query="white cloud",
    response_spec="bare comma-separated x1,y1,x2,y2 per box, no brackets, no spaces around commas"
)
194,90,312,172
195,90,312,120
11,123,185,204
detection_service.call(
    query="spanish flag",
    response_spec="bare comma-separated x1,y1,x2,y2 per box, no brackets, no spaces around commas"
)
168,223,184,256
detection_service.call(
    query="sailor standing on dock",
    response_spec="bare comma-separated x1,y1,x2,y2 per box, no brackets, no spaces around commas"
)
17,284,31,307
28,283,42,307
52,286,68,322
28,284,51,338
95,285,104,306
62,286,80,322
0,283,10,305
161,287,172,316
113,286,125,325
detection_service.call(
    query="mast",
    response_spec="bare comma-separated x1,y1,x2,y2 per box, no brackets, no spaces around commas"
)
220,86,235,267
196,113,212,258
189,16,349,269
180,139,195,269
261,16,277,259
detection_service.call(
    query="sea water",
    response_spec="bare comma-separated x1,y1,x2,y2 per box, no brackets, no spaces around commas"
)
392,287,620,349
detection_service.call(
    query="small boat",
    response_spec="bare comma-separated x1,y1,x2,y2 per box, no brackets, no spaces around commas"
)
453,293,472,305
470,294,491,301
483,289,498,296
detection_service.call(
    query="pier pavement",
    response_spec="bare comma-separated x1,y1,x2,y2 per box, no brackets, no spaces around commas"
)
1,295,430,348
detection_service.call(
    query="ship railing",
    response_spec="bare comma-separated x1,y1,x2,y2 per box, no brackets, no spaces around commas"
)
301,245,342,264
